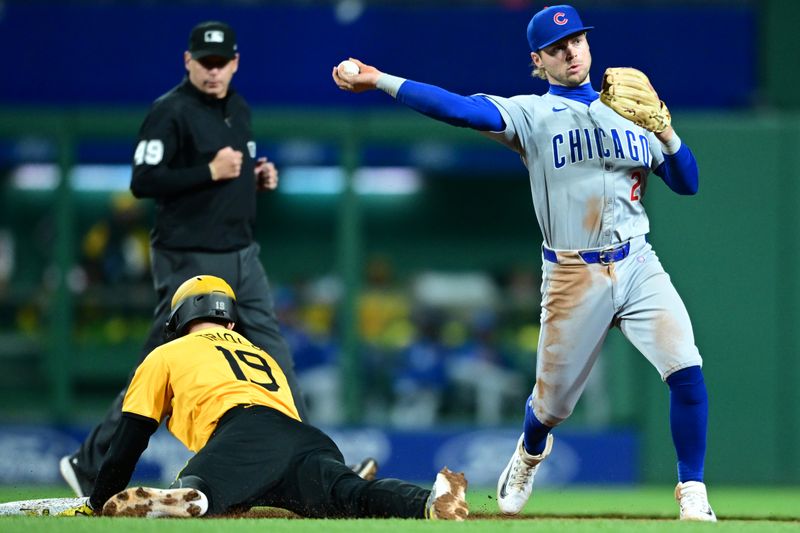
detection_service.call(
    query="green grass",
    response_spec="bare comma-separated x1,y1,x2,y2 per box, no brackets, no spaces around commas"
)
1,485,798,532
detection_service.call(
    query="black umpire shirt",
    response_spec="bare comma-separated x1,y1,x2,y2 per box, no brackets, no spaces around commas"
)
130,77,257,252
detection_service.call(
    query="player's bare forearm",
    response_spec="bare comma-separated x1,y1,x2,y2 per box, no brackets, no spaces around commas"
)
655,126,675,144
332,58,382,93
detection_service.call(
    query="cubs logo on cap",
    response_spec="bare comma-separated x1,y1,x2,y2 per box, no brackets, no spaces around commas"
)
188,21,238,59
527,5,593,51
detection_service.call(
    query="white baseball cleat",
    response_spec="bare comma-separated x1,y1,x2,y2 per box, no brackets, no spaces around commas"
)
102,487,208,518
59,455,91,497
675,481,717,522
496,433,553,515
425,467,469,521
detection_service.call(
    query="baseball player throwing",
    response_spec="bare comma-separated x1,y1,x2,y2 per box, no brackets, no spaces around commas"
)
332,4,715,522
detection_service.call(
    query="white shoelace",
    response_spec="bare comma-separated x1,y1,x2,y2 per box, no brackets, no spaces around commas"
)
507,457,536,491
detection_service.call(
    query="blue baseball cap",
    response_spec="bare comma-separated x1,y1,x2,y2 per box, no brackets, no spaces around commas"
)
527,5,594,51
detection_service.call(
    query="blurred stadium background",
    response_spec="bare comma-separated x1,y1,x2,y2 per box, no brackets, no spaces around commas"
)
0,0,798,491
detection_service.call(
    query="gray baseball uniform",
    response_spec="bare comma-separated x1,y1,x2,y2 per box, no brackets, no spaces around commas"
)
345,3,715,518
481,92,702,426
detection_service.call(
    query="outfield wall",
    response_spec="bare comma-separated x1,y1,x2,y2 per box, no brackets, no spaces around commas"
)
0,424,636,488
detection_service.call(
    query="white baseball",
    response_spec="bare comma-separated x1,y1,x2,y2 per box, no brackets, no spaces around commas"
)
337,60,360,77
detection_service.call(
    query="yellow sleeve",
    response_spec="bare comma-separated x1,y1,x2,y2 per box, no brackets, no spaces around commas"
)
121,350,172,423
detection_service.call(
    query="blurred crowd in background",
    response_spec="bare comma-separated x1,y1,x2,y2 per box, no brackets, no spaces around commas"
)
0,191,557,427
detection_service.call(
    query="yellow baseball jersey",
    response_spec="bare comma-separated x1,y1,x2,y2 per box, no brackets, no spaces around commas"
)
122,326,300,452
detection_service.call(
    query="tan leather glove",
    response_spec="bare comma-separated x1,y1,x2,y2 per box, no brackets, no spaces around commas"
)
600,67,671,133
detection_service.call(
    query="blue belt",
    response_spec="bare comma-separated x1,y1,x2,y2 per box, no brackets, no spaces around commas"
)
542,241,631,265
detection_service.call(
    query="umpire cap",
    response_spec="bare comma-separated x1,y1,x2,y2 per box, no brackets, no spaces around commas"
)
527,5,593,51
189,21,238,59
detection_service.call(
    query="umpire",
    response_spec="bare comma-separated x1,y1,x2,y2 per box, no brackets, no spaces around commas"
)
60,20,308,496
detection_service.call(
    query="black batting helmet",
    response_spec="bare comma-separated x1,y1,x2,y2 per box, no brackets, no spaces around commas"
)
164,275,237,340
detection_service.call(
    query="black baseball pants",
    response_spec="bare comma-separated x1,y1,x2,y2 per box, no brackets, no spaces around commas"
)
174,406,430,518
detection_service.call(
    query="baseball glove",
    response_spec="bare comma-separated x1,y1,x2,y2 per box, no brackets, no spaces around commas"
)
600,67,671,133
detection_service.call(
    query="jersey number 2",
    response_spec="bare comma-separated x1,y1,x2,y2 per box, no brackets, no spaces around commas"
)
216,346,280,391
630,170,643,201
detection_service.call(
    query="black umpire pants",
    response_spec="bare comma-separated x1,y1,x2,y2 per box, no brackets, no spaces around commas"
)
173,406,430,518
73,243,309,482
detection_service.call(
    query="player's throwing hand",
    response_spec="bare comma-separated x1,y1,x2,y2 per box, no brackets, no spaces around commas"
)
332,58,382,93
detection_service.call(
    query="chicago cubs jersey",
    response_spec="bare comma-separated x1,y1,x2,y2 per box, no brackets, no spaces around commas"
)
481,91,664,250
122,326,300,452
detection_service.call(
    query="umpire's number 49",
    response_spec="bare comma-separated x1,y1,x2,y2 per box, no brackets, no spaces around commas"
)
134,139,164,165
216,346,280,391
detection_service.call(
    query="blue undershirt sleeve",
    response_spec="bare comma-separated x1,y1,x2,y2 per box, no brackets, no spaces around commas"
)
654,143,699,195
395,80,505,132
